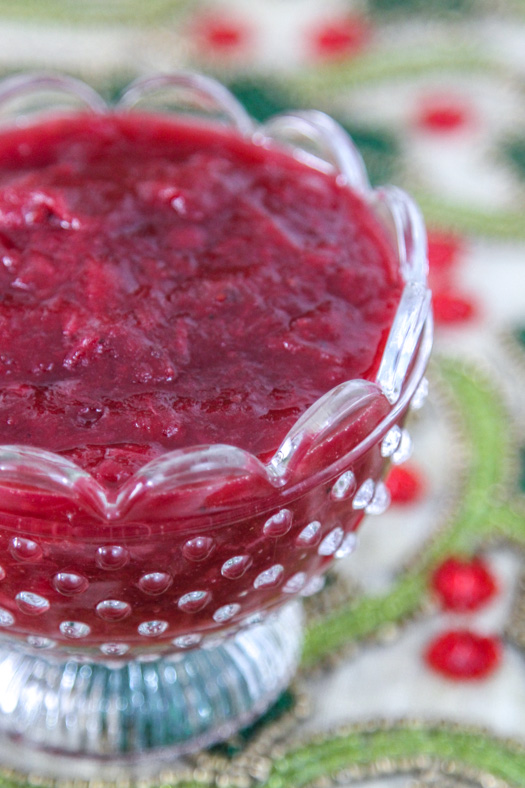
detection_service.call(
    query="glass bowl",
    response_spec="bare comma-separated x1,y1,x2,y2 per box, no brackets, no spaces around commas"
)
0,72,432,777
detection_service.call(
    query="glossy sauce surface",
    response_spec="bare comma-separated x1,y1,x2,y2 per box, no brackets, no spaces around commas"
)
0,112,401,485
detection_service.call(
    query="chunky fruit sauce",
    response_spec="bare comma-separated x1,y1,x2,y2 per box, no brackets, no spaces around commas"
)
0,112,401,485
0,110,405,651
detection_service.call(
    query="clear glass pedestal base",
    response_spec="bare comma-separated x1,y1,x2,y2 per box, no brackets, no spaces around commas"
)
0,603,303,781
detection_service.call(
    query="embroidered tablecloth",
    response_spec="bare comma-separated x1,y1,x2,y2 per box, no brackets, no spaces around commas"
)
0,2,524,786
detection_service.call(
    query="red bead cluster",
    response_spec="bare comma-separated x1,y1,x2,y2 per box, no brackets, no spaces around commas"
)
415,96,473,134
188,10,372,62
425,556,501,680
309,16,371,60
190,14,251,56
431,557,497,612
386,464,425,505
427,231,478,326
425,630,501,680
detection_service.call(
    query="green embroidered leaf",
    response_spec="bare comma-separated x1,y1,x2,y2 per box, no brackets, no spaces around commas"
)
100,75,138,104
0,0,186,24
514,325,525,348
267,724,525,788
502,138,525,182
340,122,399,184
369,0,473,16
227,79,290,123
520,447,525,494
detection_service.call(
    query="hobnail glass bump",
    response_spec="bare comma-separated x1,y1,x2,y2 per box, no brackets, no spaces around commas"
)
381,425,402,457
300,575,326,597
392,428,413,465
335,532,358,559
318,527,345,556
138,620,169,637
331,470,357,501
296,521,322,546
366,481,391,515
353,479,376,510
254,565,284,589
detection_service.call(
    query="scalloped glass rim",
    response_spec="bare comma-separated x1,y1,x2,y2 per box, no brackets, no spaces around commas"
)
0,71,432,523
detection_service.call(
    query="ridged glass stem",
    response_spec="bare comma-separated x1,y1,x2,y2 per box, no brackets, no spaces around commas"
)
0,602,302,773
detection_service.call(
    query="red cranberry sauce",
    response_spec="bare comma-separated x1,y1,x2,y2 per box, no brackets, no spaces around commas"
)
0,112,401,484
0,112,403,649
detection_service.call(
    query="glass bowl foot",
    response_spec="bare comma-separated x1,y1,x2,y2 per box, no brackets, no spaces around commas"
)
0,602,302,780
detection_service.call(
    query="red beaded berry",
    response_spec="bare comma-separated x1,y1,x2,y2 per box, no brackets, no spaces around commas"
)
310,16,370,59
192,14,250,55
427,230,463,272
431,556,497,612
386,464,425,505
415,96,473,134
427,230,464,292
425,630,501,680
432,290,477,325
